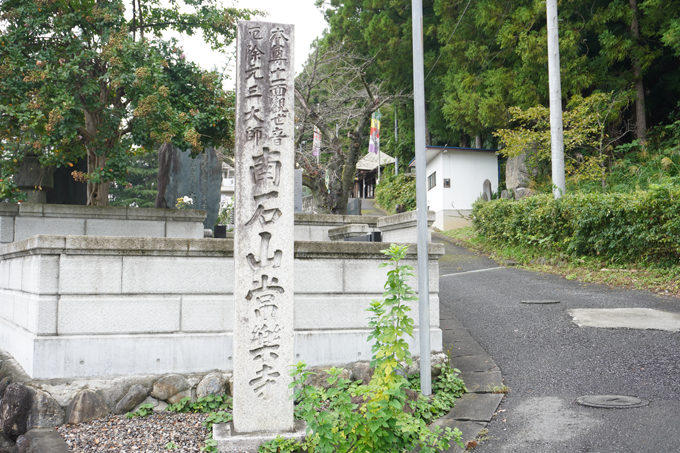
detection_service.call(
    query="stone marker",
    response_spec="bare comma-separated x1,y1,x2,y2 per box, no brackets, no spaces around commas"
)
482,179,492,202
156,145,222,229
233,20,296,436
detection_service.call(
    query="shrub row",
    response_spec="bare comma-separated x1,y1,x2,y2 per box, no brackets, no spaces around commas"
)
471,184,680,266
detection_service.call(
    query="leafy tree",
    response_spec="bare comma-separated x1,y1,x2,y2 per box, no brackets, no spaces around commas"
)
109,148,158,207
0,0,253,205
295,42,406,214
495,92,631,189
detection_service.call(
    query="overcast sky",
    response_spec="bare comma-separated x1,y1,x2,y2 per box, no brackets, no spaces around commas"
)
166,0,328,81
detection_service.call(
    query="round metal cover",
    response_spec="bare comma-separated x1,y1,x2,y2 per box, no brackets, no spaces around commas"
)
576,395,649,409
521,300,561,304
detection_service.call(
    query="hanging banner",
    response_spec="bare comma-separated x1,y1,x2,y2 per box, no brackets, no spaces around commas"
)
368,111,381,154
312,126,321,156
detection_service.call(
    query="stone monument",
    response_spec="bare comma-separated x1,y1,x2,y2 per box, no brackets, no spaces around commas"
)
156,146,222,229
231,20,298,442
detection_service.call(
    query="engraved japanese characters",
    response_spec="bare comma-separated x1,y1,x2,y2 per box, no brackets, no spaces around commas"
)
233,21,295,434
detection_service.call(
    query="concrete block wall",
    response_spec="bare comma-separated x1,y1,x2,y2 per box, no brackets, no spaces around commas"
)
0,236,443,379
0,203,206,243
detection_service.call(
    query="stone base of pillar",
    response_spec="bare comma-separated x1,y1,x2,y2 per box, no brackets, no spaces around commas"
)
214,420,307,452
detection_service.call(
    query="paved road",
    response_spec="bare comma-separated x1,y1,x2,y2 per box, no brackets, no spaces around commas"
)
434,233,680,453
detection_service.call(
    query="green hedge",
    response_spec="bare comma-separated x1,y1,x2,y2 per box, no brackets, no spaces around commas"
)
374,174,416,213
471,184,680,265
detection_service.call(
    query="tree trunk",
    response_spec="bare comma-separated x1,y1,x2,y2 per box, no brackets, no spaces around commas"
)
629,0,647,142
155,142,173,208
84,109,109,206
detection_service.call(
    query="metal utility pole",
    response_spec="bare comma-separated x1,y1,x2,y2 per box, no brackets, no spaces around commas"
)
411,0,431,395
547,0,565,198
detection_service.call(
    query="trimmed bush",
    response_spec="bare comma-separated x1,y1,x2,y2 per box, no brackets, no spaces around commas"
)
472,184,680,266
375,174,416,213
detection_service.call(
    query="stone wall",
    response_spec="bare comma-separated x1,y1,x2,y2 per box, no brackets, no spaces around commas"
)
377,210,435,243
294,213,381,241
0,203,206,243
0,235,444,380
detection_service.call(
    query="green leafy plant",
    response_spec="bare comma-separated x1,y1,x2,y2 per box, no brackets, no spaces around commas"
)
165,441,178,450
272,244,464,453
375,174,416,214
125,403,154,418
471,184,680,267
258,435,312,453
215,199,234,226
367,244,417,385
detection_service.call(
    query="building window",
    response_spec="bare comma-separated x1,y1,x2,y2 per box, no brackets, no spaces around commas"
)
428,171,436,190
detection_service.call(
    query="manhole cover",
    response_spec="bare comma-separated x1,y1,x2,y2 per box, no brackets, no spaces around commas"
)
576,395,649,408
521,300,561,304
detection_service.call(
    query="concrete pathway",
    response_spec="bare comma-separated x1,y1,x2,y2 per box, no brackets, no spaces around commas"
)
360,198,388,216
434,232,680,453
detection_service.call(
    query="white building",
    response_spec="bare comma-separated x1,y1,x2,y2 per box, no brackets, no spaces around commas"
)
220,162,235,208
411,146,499,230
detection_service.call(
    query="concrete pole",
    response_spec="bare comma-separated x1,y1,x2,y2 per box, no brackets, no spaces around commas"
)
411,0,431,395
547,0,565,198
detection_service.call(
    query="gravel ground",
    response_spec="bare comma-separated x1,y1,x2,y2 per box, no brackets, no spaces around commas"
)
57,412,211,452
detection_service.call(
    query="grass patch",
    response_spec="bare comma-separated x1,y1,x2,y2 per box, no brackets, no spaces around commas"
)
442,227,680,298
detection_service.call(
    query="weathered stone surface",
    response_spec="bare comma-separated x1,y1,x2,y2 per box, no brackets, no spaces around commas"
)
158,146,222,229
26,390,63,430
482,179,492,201
232,20,296,434
151,375,189,402
132,396,168,413
0,430,16,452
0,383,34,440
16,428,70,453
196,373,225,399
167,390,191,405
514,187,534,200
66,390,109,425
0,377,11,399
350,362,373,385
506,152,531,190
114,384,148,415
500,190,511,199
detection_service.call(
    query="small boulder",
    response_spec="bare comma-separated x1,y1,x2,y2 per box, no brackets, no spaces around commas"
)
500,190,510,199
66,390,109,425
305,368,351,390
196,373,225,399
150,375,189,402
17,428,70,453
514,187,534,200
132,396,167,413
0,377,11,399
351,362,373,386
0,431,16,452
26,390,64,430
167,390,191,405
114,384,148,415
0,383,34,440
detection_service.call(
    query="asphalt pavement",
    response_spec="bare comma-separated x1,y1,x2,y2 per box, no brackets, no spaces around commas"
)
434,232,680,453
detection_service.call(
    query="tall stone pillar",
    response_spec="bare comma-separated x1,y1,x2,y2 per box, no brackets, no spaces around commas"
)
233,21,295,434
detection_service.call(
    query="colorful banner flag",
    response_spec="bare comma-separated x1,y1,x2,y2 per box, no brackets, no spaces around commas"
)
312,126,321,156
368,111,381,154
